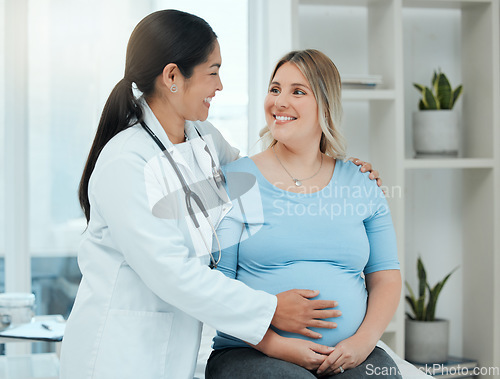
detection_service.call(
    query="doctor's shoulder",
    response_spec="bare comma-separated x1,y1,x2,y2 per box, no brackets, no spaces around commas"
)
90,124,158,179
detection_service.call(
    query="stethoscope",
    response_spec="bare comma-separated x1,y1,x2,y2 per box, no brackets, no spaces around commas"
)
140,120,224,268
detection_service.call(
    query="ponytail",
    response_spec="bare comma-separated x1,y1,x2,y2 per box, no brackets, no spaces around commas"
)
78,78,141,222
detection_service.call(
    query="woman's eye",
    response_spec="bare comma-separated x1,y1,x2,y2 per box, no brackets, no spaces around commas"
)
294,89,306,95
210,72,218,76
270,88,280,94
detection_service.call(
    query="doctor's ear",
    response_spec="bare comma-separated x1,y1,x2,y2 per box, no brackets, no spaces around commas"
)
160,63,181,91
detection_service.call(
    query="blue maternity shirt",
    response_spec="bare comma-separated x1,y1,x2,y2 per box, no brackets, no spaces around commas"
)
212,157,399,349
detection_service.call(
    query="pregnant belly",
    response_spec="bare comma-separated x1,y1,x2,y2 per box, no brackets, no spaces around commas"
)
240,263,368,347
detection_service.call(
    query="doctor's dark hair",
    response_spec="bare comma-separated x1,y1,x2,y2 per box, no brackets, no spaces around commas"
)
79,9,218,222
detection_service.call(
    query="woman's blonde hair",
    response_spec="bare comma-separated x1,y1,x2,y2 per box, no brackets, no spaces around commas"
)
259,49,346,159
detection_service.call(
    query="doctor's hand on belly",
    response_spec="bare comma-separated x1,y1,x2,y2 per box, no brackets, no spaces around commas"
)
272,289,341,339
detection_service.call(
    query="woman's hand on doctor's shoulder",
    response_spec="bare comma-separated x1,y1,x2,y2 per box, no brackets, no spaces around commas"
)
272,289,341,339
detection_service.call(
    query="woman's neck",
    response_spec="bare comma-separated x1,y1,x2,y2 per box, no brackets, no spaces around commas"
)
273,142,323,172
147,96,185,144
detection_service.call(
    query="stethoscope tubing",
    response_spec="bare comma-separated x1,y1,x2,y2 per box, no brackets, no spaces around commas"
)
140,120,222,268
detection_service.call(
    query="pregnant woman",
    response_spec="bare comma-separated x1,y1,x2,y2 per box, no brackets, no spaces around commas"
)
205,49,402,378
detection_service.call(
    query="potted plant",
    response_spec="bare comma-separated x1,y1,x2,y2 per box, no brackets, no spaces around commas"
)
412,70,463,157
405,257,458,364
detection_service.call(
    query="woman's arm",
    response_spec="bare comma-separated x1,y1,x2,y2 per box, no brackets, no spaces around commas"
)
316,270,401,376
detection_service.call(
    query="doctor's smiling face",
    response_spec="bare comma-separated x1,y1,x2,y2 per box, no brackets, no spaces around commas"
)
177,40,223,122
264,62,321,147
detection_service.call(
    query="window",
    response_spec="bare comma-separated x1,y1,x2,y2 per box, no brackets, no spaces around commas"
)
28,0,249,256
0,0,5,264
0,0,5,297
162,0,249,153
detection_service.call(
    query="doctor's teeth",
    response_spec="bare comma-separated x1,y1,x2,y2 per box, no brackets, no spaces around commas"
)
275,115,295,121
204,97,212,103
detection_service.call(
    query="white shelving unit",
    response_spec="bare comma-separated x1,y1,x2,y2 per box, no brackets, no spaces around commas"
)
251,0,499,375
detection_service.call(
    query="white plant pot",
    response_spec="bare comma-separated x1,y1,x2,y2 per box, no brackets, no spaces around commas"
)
412,110,460,157
405,319,449,364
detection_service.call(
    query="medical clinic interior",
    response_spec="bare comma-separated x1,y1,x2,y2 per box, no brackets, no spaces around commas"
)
0,0,499,378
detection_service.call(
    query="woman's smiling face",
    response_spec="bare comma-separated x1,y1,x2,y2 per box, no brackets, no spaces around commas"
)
264,62,321,147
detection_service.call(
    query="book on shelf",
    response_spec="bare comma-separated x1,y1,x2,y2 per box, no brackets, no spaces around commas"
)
341,74,382,89
411,356,478,378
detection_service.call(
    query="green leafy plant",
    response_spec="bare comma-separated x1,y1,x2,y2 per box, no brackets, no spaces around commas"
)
405,257,458,321
413,70,463,110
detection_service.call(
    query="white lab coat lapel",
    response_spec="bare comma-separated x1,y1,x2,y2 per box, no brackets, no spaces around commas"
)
186,122,232,227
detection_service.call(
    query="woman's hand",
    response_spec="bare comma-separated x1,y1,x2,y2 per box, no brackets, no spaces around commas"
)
276,338,334,371
349,157,382,187
316,334,375,376
272,289,341,339
254,329,334,371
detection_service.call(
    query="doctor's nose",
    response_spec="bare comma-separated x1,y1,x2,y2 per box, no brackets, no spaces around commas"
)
217,76,223,92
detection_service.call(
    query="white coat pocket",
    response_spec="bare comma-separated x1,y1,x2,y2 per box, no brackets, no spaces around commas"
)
93,309,173,379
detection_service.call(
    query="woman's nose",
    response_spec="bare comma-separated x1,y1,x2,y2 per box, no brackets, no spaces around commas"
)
217,76,223,92
274,93,288,108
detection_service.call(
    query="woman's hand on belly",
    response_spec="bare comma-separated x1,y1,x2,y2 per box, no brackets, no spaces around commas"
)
315,333,376,376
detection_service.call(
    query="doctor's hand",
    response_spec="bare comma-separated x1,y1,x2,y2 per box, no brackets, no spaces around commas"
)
349,157,382,188
272,289,340,339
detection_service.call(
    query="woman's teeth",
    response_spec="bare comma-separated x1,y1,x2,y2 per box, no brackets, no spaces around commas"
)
275,115,296,121
204,97,212,103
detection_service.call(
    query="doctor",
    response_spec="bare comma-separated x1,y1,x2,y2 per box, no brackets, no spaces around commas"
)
59,9,378,379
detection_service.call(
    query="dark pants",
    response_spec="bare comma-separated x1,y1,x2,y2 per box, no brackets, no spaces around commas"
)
205,346,402,379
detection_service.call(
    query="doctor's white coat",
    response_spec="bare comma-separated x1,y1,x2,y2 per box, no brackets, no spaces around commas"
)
59,102,277,379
